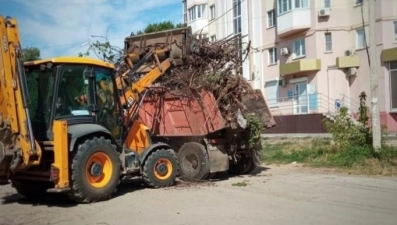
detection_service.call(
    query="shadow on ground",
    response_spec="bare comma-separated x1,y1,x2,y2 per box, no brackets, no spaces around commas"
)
0,165,272,207
0,177,147,207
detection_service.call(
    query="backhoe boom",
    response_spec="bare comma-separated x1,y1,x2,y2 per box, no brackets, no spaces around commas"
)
0,15,41,184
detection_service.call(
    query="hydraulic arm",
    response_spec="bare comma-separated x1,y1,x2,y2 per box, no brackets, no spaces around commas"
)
0,15,42,184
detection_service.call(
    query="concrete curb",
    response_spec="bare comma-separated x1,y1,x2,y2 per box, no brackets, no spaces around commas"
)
261,133,397,140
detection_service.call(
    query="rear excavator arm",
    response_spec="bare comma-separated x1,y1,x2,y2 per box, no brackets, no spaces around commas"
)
0,15,42,184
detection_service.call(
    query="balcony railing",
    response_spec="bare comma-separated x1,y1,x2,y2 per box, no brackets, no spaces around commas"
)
267,93,361,117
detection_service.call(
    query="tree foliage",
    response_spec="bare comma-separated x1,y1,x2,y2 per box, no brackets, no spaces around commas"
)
78,40,122,64
22,46,41,62
135,21,184,35
323,92,375,149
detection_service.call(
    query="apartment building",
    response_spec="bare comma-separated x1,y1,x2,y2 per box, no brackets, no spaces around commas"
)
182,0,252,83
256,0,397,133
183,0,397,133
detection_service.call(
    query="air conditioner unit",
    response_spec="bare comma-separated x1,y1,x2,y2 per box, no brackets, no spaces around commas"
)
318,8,330,17
345,49,356,56
346,67,358,76
280,47,289,56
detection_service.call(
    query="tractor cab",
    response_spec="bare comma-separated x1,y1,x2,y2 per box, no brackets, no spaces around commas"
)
24,57,122,141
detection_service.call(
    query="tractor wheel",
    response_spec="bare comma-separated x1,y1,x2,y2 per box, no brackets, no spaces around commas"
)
68,136,121,203
228,156,254,175
177,142,210,181
244,157,258,174
142,149,178,188
12,180,52,201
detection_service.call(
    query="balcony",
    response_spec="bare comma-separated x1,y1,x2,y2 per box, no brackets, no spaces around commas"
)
336,55,360,69
277,8,311,38
381,47,397,63
280,59,321,76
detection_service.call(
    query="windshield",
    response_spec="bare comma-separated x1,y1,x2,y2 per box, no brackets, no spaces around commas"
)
25,66,56,132
55,65,91,118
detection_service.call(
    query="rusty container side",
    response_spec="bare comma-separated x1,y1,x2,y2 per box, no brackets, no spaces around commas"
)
241,89,276,128
137,88,226,136
124,26,192,65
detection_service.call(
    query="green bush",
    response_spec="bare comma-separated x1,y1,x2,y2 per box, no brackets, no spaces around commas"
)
323,92,373,149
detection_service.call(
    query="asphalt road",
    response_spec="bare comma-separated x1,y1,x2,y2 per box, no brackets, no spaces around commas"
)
0,164,396,225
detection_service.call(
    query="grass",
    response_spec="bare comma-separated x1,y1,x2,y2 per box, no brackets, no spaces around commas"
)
231,180,250,187
262,138,397,176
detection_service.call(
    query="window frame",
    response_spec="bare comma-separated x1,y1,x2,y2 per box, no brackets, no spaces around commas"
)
293,38,306,59
210,35,216,42
278,0,292,15
389,61,397,111
394,21,397,42
324,0,331,8
210,4,216,20
188,6,196,21
295,0,309,8
324,32,332,52
267,9,276,28
233,0,242,34
188,4,207,21
268,47,278,65
265,80,279,108
356,27,365,49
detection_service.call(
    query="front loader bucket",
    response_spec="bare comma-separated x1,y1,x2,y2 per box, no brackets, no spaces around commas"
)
124,26,192,66
241,89,276,128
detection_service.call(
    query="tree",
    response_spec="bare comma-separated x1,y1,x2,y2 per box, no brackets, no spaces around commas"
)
78,40,123,64
22,47,41,62
135,21,185,35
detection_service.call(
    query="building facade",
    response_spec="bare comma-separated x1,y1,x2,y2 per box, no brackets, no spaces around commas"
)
182,0,252,83
256,0,397,133
183,0,397,133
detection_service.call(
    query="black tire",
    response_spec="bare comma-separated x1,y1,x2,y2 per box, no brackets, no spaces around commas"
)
12,180,52,200
68,136,121,203
177,142,210,181
244,157,258,174
228,156,254,175
142,148,178,188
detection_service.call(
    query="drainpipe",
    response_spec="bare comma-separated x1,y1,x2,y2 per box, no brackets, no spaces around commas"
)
327,65,338,113
247,0,254,87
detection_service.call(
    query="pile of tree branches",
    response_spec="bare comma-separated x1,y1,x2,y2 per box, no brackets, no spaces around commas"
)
153,34,260,126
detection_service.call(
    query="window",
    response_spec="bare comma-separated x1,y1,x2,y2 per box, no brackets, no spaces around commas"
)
26,66,56,129
293,38,306,58
389,61,397,110
325,32,332,52
210,4,216,20
267,10,276,28
394,21,397,42
211,35,216,42
278,0,292,14
324,0,330,8
356,27,365,49
189,7,196,21
295,0,309,8
233,0,242,34
188,4,207,21
265,80,279,107
197,4,207,19
268,48,278,65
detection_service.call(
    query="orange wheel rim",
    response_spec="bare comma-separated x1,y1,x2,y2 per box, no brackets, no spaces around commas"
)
153,158,173,180
85,152,113,188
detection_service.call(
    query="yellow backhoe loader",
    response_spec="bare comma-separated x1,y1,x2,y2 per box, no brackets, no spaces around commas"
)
0,15,183,203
